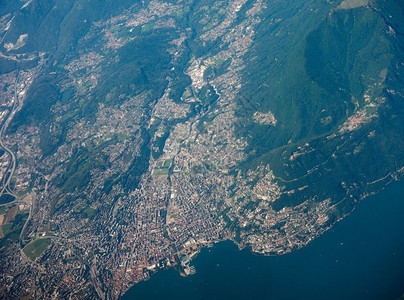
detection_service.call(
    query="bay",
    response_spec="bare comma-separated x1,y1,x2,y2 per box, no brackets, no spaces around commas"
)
124,181,404,300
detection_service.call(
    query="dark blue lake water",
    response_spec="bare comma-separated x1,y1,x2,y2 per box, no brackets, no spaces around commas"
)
123,181,404,300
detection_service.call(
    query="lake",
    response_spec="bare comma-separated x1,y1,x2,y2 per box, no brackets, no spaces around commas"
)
124,181,404,300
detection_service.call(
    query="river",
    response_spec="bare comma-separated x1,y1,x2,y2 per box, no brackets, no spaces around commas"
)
123,181,404,299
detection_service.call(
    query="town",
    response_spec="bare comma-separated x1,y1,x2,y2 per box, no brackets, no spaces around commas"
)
0,0,401,299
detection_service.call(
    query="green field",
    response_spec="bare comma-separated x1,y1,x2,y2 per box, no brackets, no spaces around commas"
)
152,159,172,177
163,159,172,168
23,238,52,261
83,207,96,218
0,206,7,215
152,168,169,176
2,224,13,235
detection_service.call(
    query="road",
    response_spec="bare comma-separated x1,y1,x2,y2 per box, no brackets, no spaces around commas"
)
0,71,20,200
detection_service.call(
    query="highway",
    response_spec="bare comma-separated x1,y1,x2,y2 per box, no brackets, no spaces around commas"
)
0,71,20,202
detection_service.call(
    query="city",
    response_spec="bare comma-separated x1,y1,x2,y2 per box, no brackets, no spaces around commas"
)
0,0,402,299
